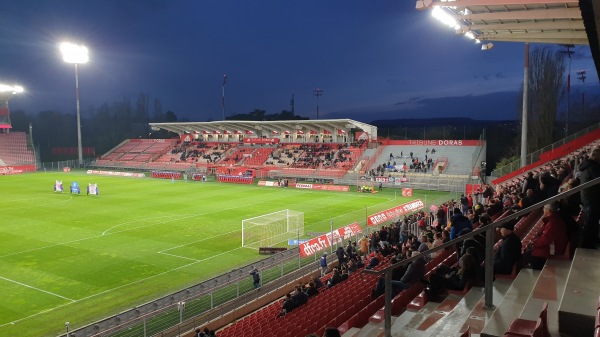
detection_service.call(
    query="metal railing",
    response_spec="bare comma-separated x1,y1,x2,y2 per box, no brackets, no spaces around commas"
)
60,231,370,337
365,175,600,337
490,122,600,179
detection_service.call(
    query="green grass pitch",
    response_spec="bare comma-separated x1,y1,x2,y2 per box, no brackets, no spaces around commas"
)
0,172,449,336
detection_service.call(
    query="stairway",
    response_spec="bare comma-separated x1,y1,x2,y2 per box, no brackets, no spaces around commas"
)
341,248,600,337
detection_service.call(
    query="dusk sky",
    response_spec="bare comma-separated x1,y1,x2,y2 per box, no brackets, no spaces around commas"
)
1,0,598,123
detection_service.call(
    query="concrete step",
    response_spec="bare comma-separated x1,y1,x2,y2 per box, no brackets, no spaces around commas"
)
558,248,600,337
480,268,542,337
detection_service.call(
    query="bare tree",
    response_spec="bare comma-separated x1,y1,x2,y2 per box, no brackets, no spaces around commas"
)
525,46,566,153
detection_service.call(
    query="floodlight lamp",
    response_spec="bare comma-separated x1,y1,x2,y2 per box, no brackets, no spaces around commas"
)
481,43,494,51
465,31,476,40
0,83,24,94
59,42,89,64
432,7,458,28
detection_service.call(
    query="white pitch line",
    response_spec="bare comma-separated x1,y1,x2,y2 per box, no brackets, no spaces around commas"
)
0,276,75,302
158,252,200,261
0,246,245,328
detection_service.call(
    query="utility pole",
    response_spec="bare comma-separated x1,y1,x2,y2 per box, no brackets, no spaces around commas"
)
313,88,324,119
222,74,227,120
560,44,575,137
577,70,586,123
290,92,295,115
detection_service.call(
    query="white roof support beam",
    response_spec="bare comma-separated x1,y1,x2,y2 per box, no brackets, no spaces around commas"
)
469,20,585,31
428,0,577,7
457,8,582,20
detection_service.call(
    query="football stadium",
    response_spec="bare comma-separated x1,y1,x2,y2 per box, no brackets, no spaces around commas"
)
2,2,600,337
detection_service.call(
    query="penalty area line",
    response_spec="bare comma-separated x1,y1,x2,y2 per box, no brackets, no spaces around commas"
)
0,276,75,302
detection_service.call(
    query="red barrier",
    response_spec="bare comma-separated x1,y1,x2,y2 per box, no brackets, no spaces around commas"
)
492,127,600,185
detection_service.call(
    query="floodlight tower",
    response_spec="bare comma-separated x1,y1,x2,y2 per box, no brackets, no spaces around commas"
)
313,88,324,119
0,84,24,134
59,42,89,167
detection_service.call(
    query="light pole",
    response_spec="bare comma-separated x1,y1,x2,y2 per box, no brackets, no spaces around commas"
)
60,42,89,168
65,322,70,337
577,70,586,122
560,44,575,137
313,88,323,120
222,74,227,120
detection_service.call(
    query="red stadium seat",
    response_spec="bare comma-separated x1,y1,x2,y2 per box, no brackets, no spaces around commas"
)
506,302,549,337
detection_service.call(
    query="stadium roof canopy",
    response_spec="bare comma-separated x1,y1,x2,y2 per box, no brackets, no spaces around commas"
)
416,0,600,80
149,119,378,140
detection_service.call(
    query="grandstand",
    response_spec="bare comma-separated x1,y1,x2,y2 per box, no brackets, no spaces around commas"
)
0,131,36,171
50,115,597,337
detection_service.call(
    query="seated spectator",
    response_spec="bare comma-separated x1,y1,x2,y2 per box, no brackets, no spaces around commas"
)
429,247,478,296
522,202,569,269
431,232,444,258
365,250,381,270
327,268,342,288
323,327,342,337
391,245,428,293
306,281,318,297
493,219,522,275
312,276,324,289
292,285,309,307
372,274,385,299
278,293,296,317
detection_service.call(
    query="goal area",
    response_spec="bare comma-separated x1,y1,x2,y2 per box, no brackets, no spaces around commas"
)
242,210,304,248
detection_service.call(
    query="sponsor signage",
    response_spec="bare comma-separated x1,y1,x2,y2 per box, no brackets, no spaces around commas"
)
0,165,35,175
299,222,363,257
388,140,482,146
401,188,413,197
287,239,310,246
367,199,424,226
87,170,145,178
291,183,350,192
257,181,350,192
243,138,280,144
374,177,388,183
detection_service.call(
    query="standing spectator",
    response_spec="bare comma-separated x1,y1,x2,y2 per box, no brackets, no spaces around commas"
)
578,146,600,249
359,235,369,257
335,245,346,266
449,208,472,240
460,194,469,215
320,253,328,276
249,267,261,289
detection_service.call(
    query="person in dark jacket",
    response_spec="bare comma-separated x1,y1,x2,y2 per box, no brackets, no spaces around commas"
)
449,208,473,240
494,219,522,275
391,245,428,292
578,146,600,249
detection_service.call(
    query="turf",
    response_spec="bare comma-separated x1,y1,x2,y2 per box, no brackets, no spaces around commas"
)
0,172,450,336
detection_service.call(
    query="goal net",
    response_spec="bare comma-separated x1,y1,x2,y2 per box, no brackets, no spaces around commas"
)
242,209,304,248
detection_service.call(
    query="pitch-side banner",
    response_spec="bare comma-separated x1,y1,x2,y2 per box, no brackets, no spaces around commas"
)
402,188,413,197
292,183,350,192
299,222,363,257
367,199,424,226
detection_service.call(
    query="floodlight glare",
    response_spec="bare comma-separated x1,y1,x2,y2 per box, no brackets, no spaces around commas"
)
0,84,25,94
60,42,89,64
465,31,476,40
432,6,458,29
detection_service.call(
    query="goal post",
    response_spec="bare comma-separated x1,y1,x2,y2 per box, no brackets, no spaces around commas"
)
242,209,304,248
